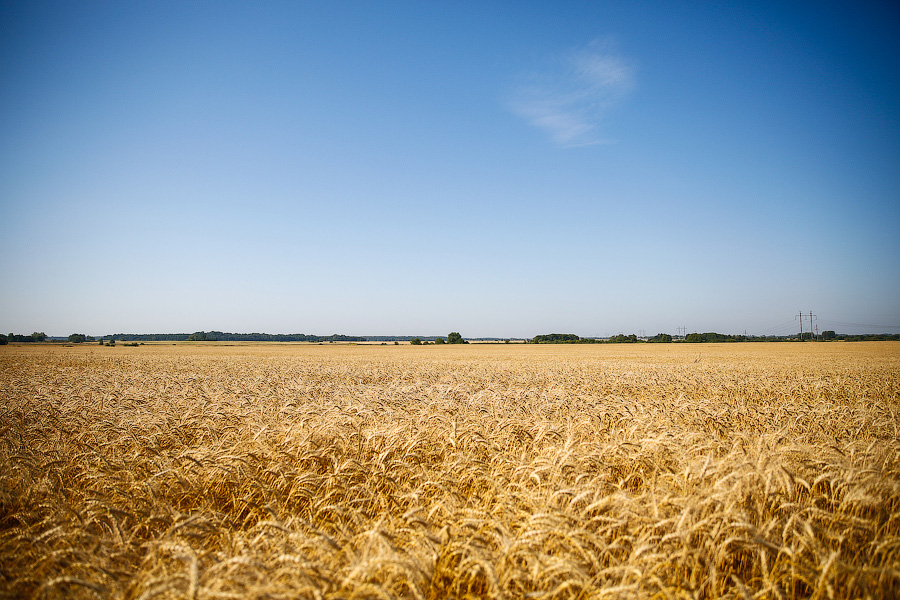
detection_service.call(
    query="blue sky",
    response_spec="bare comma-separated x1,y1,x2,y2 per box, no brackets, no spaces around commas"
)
2,1,898,338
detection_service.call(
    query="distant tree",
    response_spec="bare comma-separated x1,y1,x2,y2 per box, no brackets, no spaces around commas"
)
533,333,580,344
410,337,422,345
0,334,7,345
447,332,466,344
609,334,638,343
685,333,703,343
67,333,87,343
822,330,836,341
32,332,47,342
434,337,446,345
649,333,673,343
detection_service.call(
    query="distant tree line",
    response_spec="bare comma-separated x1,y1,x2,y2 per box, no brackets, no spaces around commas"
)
409,332,468,345
107,331,367,343
529,333,676,344
2,330,895,346
684,332,748,343
528,331,900,344
827,333,900,342
530,333,638,344
2,332,47,344
532,333,582,344
683,332,900,342
608,334,639,343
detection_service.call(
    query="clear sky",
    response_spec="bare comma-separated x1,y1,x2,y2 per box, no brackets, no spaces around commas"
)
2,1,898,338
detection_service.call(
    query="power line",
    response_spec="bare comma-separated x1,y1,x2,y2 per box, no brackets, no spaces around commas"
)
756,319,799,336
764,323,796,334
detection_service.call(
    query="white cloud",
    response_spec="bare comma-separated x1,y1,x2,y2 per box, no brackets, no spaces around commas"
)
509,39,635,147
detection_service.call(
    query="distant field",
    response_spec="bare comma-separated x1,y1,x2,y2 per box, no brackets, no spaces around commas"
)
1,342,898,599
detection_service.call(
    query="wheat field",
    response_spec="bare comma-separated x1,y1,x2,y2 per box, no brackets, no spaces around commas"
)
1,341,898,599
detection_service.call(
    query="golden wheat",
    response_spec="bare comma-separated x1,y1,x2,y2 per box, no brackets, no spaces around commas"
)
1,342,898,599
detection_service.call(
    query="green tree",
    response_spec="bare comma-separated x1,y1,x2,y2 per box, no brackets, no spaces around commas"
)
0,334,7,345
533,333,580,344
32,332,47,342
434,337,446,345
685,333,703,343
410,337,422,345
649,333,672,343
822,330,836,340
609,334,638,343
447,332,466,344
68,333,87,343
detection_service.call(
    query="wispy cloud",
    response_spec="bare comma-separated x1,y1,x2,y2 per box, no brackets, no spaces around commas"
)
509,39,635,147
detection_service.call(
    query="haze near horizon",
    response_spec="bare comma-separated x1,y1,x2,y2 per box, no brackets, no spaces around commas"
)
2,1,898,338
